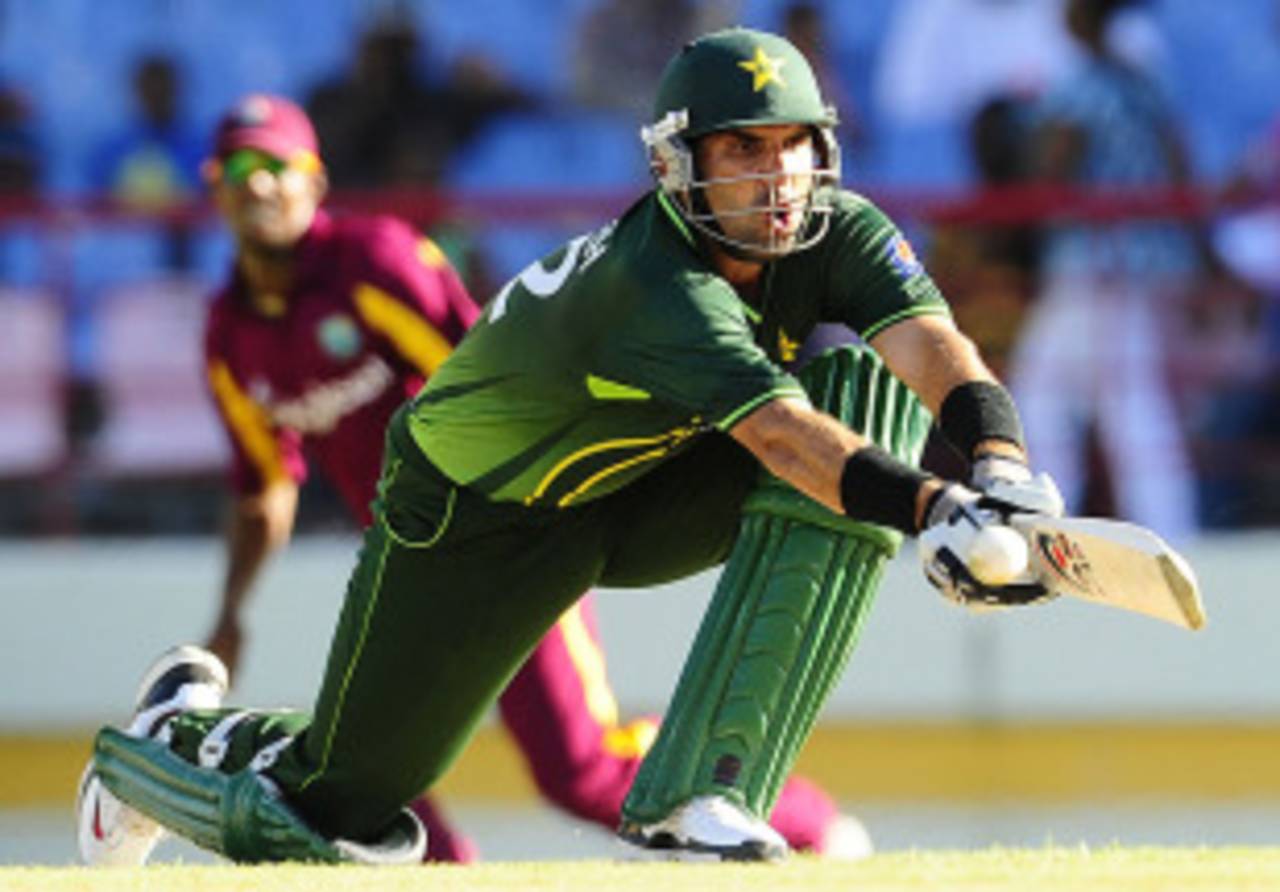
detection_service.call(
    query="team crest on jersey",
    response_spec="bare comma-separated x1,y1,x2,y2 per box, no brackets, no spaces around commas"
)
777,328,799,362
317,313,362,360
886,233,923,279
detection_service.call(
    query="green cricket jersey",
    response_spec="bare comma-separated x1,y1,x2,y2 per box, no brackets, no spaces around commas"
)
408,189,948,507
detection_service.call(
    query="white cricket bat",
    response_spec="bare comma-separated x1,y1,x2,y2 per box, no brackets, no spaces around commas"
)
1008,515,1206,630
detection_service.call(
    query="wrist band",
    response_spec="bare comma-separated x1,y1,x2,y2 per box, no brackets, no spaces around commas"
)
839,445,931,534
939,381,1025,460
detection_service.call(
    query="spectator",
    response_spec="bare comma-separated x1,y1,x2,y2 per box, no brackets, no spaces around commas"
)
306,17,532,188
0,84,40,196
88,55,203,211
0,81,42,280
920,94,1042,482
1008,0,1203,538
87,54,204,273
570,0,733,124
782,2,865,154
873,0,1079,129
1186,81,1280,525
930,94,1042,381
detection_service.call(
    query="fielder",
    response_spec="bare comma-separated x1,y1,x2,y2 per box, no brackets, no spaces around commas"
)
76,92,863,865
78,29,1064,864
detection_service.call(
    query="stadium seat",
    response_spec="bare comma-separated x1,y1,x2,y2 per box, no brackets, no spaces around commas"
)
447,111,645,282
0,225,49,289
85,276,228,476
71,226,172,291
0,289,67,476
448,111,646,191
858,120,972,189
415,0,580,97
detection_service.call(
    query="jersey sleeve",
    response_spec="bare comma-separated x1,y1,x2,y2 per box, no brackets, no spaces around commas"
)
351,218,480,381
593,273,807,430
202,303,306,496
817,194,950,340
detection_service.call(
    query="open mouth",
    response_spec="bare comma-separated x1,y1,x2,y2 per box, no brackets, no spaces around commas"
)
768,205,802,237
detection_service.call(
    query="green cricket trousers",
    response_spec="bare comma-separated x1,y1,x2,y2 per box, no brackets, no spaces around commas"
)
168,403,759,841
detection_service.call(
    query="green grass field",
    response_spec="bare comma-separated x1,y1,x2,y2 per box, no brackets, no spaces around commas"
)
6,848,1280,892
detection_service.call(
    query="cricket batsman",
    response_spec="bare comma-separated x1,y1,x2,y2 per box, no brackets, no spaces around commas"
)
77,29,1065,864
75,92,866,865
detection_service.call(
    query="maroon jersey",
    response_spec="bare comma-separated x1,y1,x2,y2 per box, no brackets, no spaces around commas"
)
204,209,478,524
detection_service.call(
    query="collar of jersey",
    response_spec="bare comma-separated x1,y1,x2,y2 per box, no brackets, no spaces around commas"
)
655,190,695,247
654,190,762,326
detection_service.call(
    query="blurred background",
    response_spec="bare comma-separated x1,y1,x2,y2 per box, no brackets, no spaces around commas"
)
2,0,1280,864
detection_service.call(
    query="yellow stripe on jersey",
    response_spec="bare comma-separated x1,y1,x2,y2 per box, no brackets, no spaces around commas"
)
556,603,620,729
417,237,448,268
529,423,699,507
556,445,669,508
207,359,290,487
353,282,453,377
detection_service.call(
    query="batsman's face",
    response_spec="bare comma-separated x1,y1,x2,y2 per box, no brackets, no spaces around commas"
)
695,124,817,254
211,149,326,249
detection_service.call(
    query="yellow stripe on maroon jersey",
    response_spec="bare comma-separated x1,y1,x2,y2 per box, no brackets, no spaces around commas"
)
207,360,290,486
418,237,448,268
556,603,621,730
603,717,659,760
352,282,453,377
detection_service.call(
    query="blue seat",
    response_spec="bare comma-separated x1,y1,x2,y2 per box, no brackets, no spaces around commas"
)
71,226,171,292
416,0,575,97
447,110,647,284
448,111,646,191
859,120,972,189
0,226,48,288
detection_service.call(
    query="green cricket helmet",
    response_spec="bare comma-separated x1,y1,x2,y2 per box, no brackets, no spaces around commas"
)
641,27,841,259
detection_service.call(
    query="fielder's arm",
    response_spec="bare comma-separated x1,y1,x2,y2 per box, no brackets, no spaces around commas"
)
206,480,299,672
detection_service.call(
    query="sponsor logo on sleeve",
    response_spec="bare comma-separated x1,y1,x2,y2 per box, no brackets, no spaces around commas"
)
886,233,924,280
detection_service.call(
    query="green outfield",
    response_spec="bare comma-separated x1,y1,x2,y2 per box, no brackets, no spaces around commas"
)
6,848,1280,892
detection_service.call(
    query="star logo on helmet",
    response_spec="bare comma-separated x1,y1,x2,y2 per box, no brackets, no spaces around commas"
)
738,46,787,92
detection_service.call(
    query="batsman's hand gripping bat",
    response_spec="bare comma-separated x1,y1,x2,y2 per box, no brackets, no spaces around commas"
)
1007,514,1205,630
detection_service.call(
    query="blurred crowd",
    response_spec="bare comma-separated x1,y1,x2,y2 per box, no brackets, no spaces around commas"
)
1,0,1280,535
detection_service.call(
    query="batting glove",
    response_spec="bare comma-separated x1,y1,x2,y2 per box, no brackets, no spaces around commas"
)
919,483,1054,609
970,454,1065,519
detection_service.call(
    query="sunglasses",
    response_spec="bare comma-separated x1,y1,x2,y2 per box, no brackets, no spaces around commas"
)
218,149,321,185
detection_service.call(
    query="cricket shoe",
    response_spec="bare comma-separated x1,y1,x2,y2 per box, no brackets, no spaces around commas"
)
619,795,790,862
76,645,229,866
